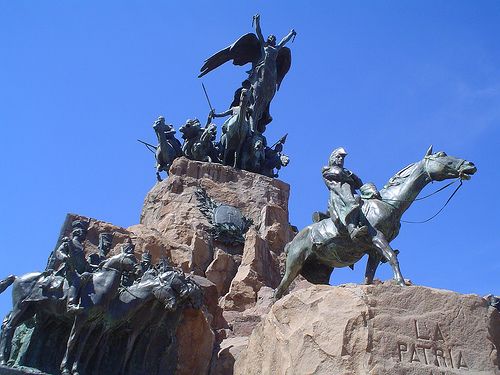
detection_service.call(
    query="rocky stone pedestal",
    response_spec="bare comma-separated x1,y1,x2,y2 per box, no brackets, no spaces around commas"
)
139,157,296,373
235,283,500,375
48,158,296,374
7,157,497,375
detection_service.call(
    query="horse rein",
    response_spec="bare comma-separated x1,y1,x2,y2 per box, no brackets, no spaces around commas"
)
382,156,466,224
401,179,463,223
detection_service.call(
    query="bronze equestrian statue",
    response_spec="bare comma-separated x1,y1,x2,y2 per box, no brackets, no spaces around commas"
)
274,146,476,299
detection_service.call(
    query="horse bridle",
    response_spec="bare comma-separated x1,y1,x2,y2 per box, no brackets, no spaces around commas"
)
423,154,466,181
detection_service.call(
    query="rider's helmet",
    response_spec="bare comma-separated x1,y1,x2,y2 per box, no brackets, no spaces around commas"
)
328,147,347,166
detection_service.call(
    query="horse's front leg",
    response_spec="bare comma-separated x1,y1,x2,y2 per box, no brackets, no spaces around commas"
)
71,321,95,375
60,316,86,375
274,230,311,300
93,330,110,373
364,250,382,285
81,325,105,373
121,321,149,375
371,231,405,286
233,147,240,169
0,303,32,365
0,315,14,365
223,147,230,166
155,152,163,182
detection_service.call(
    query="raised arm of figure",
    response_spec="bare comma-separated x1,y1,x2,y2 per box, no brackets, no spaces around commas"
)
253,14,265,44
212,108,233,118
278,29,296,48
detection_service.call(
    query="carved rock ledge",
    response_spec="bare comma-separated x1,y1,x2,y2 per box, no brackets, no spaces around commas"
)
235,283,500,375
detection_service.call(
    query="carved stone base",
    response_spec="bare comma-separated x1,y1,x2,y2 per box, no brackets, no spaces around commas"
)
235,283,500,375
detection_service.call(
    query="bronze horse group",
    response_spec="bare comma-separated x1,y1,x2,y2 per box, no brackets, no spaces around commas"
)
0,253,202,375
274,146,477,299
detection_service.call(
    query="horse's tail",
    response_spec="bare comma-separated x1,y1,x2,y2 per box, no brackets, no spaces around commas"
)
0,275,16,295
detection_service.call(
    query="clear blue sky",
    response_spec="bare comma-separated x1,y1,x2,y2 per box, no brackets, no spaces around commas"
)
1,1,499,319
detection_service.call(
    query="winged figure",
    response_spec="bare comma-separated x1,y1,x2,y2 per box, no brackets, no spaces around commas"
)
199,14,296,134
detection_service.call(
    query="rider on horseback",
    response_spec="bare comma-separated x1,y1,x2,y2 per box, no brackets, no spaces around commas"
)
153,116,183,157
55,220,90,314
322,147,372,241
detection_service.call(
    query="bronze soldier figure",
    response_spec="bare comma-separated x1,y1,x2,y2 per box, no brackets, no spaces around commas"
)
87,232,113,269
55,220,89,314
322,147,369,241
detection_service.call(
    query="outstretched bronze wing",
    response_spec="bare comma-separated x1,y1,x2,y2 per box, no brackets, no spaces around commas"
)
276,47,291,91
198,33,261,78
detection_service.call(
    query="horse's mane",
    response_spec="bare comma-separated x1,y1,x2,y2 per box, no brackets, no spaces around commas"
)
383,162,419,188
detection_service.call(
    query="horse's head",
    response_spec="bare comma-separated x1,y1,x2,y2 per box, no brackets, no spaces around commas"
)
103,252,138,273
179,119,202,140
153,271,203,311
423,145,477,182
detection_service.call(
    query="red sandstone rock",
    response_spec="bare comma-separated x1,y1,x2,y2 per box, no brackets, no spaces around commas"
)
258,204,295,254
59,160,296,375
176,308,215,375
137,159,296,373
190,275,227,331
235,283,500,375
205,249,238,296
140,157,292,276
222,230,282,312
210,336,249,375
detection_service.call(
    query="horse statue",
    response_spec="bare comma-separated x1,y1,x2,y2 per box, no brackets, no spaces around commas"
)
0,251,138,374
59,252,137,375
152,116,183,181
274,146,477,299
179,119,203,157
75,269,203,375
241,134,265,173
191,123,219,163
216,88,251,168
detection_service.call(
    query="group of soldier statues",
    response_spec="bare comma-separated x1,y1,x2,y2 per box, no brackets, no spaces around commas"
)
0,218,203,373
45,220,176,314
148,114,289,181
143,14,295,181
